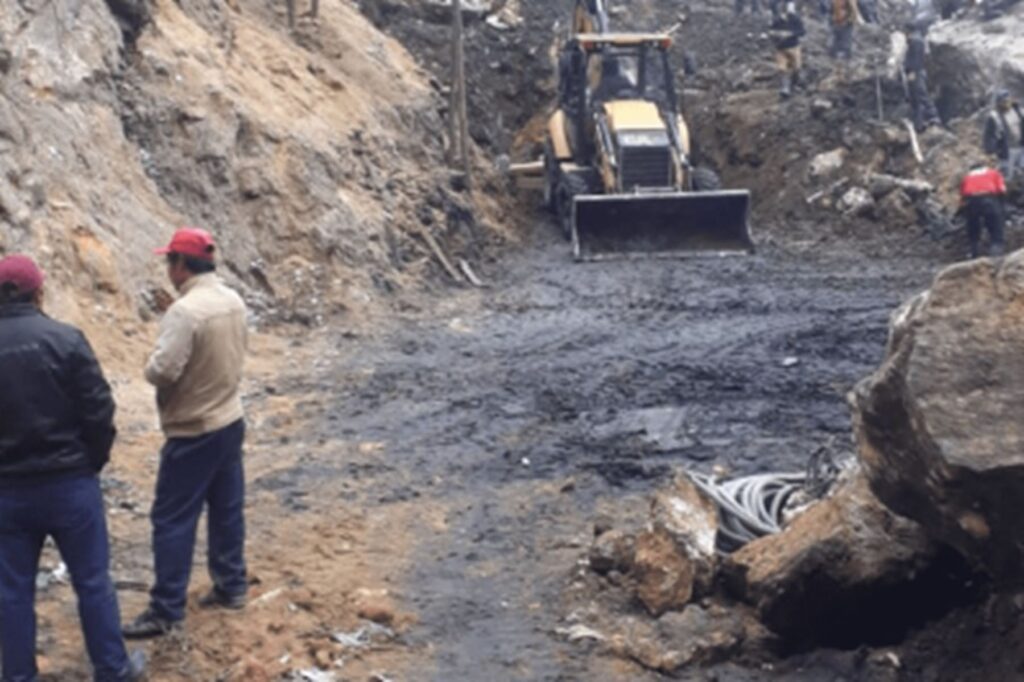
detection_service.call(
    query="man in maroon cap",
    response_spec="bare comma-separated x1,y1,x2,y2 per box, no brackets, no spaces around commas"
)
0,255,145,680
124,228,250,639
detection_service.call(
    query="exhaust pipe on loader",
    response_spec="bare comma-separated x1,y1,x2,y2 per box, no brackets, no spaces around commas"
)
571,190,754,261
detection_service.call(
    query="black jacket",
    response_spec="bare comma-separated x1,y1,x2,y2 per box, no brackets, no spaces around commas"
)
771,13,806,50
984,105,1024,161
0,304,116,481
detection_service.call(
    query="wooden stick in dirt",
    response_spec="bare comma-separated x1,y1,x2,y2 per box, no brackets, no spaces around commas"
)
286,0,295,29
447,0,460,165
903,118,924,164
418,228,464,283
458,259,486,288
874,59,884,122
452,0,473,186
311,0,319,19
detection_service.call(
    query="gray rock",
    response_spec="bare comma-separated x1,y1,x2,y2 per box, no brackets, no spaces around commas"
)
839,187,875,217
589,529,636,576
633,476,719,616
852,251,1024,585
725,474,936,643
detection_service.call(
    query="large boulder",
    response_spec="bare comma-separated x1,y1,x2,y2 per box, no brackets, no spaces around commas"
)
724,473,937,647
852,252,1024,585
929,7,1024,119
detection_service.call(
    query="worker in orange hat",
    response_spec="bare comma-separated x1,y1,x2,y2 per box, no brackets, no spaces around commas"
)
124,228,250,639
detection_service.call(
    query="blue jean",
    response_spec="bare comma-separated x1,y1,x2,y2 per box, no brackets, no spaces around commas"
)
149,419,247,621
0,474,130,682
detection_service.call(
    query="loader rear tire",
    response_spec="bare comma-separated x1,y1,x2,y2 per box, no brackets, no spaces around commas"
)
542,141,557,211
556,174,588,240
691,167,722,192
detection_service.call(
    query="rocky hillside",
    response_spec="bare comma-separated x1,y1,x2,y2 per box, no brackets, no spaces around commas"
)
0,0,505,343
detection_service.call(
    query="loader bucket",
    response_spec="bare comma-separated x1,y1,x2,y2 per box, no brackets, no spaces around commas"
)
571,190,754,261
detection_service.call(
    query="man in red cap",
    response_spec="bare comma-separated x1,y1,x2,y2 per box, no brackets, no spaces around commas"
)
0,255,145,680
123,228,250,639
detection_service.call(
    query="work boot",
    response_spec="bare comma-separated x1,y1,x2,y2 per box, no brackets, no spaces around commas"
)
792,69,803,90
198,587,246,611
779,74,792,99
122,608,180,640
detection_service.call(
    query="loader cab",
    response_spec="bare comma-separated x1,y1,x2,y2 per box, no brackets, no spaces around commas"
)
568,35,679,115
587,44,676,112
557,35,681,160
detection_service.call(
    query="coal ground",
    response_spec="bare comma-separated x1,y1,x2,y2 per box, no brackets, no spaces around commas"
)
252,209,956,680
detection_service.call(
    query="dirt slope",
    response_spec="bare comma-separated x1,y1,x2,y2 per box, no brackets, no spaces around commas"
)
1,0,507,341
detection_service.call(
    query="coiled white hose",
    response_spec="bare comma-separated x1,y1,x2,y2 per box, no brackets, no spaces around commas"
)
687,471,807,552
687,444,843,553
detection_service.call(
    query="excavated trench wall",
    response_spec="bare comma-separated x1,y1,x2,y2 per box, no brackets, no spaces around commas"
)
0,0,501,337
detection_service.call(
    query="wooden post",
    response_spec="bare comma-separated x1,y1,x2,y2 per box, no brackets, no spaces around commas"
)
447,2,460,165
286,0,296,28
311,0,319,19
450,0,472,187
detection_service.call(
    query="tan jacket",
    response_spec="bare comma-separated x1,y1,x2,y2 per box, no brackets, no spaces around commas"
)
145,274,248,438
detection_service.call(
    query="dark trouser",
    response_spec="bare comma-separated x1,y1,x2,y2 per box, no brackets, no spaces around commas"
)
909,71,940,131
858,0,878,22
830,24,854,60
965,195,1005,258
0,474,130,682
149,419,247,622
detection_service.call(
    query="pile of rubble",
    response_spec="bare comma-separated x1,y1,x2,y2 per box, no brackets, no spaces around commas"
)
572,248,1024,673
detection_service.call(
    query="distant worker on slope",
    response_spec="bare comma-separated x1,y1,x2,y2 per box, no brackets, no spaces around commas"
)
829,0,862,68
959,161,1007,259
984,90,1024,182
904,22,941,132
771,2,806,99
736,0,763,16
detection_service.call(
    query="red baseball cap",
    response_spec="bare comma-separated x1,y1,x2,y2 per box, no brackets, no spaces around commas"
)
0,254,45,295
154,227,216,261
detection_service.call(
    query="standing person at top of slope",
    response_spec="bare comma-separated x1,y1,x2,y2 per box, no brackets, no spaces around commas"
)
0,255,145,681
904,21,941,132
829,0,862,67
124,227,250,639
771,1,806,100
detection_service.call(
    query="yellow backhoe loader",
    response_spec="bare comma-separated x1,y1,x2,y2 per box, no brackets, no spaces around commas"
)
543,33,753,260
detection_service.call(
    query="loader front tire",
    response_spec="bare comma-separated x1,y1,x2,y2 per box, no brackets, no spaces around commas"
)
691,166,722,192
556,174,588,240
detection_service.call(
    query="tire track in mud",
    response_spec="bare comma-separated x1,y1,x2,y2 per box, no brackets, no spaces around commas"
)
266,230,937,680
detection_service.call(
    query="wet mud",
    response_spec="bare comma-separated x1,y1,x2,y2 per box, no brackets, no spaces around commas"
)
259,215,939,680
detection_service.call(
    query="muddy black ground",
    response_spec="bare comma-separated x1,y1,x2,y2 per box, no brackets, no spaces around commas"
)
252,211,958,680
